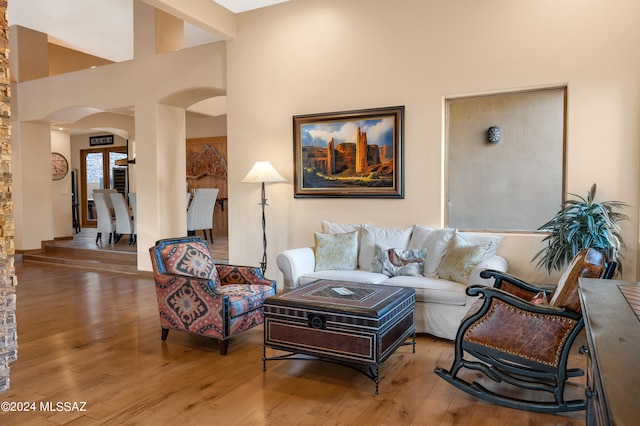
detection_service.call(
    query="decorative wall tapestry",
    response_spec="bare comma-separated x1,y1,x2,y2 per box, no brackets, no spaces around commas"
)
186,144,227,180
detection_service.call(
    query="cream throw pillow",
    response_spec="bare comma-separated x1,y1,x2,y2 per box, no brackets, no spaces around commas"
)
438,233,492,284
359,224,414,271
314,231,359,271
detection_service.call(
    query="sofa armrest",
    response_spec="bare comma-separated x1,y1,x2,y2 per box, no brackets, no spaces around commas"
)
467,255,508,287
276,247,316,291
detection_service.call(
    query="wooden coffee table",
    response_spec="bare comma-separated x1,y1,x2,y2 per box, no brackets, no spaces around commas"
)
262,279,416,395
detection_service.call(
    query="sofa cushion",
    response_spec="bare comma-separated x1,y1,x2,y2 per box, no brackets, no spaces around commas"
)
298,270,389,286
383,275,468,306
371,244,426,277
438,233,494,284
359,224,413,271
408,226,456,277
457,231,502,258
314,231,358,271
320,220,363,234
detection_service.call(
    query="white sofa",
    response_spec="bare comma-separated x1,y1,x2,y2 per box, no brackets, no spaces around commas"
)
276,221,508,340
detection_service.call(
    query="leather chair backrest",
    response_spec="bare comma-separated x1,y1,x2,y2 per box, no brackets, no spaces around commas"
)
549,248,605,313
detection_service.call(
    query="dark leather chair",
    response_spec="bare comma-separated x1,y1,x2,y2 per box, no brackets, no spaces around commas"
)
434,248,615,413
149,236,276,355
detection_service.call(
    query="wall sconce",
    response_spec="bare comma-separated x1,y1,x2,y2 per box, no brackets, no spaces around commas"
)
487,126,501,144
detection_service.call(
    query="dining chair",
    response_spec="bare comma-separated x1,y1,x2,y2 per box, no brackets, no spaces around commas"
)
128,193,137,240
93,192,116,244
187,188,219,243
92,188,117,217
110,192,135,245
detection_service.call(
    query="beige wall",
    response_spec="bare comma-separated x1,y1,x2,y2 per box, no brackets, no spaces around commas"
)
227,0,640,284
51,130,72,238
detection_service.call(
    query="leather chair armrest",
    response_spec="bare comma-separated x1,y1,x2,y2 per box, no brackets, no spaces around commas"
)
465,285,581,321
479,269,552,300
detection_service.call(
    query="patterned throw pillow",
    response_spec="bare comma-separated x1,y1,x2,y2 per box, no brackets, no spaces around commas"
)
314,231,358,271
371,244,426,277
159,240,220,288
438,234,491,284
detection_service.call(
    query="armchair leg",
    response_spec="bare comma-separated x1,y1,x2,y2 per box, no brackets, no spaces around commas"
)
161,328,169,341
219,339,229,356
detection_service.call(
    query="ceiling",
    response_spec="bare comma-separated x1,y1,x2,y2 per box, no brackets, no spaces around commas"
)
7,0,290,63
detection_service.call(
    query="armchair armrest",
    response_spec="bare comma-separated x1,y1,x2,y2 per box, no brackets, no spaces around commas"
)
479,269,552,300
216,264,277,291
276,247,316,291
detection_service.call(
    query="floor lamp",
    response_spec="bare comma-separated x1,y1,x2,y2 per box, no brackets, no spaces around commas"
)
241,161,286,275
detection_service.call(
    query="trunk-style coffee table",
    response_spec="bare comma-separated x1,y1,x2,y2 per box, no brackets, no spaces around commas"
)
263,279,416,395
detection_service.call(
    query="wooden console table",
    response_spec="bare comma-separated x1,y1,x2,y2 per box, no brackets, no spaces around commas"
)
579,278,640,426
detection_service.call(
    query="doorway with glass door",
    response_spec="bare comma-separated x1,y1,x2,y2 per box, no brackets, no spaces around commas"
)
80,147,128,228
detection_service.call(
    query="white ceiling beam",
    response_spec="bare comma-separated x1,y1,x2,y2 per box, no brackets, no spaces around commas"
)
142,0,236,40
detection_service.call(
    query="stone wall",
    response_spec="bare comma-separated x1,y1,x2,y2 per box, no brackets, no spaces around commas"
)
0,0,16,394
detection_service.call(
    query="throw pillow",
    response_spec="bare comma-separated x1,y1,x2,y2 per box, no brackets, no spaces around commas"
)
359,224,414,271
438,233,492,284
314,231,358,271
408,226,456,277
371,244,427,277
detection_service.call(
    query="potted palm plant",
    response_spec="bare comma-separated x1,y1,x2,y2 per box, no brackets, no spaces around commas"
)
533,183,628,274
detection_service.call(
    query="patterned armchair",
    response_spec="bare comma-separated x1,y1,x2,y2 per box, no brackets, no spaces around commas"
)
149,236,276,355
434,248,615,413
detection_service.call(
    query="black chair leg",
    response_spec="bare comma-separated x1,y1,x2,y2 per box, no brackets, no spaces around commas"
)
96,232,101,243
208,229,214,243
219,339,229,355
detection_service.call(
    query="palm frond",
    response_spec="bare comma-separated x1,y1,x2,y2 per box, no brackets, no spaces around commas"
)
532,183,628,275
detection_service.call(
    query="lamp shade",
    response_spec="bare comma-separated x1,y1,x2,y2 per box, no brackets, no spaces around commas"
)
241,161,286,183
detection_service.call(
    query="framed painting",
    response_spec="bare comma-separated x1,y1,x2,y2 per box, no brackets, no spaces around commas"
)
293,106,404,198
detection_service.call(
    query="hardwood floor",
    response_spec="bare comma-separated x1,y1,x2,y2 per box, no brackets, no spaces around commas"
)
1,261,588,425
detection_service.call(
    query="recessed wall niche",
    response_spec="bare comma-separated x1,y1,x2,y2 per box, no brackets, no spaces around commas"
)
446,87,566,231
